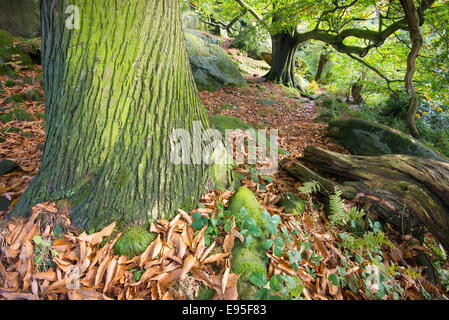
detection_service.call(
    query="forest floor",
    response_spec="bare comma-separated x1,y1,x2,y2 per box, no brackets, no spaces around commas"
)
0,43,448,300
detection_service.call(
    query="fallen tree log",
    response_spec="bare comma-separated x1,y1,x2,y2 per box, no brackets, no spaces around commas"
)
283,146,449,255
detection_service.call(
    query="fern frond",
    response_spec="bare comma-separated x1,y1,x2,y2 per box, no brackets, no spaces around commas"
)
298,181,321,195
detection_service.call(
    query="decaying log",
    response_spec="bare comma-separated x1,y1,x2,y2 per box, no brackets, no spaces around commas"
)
283,146,449,254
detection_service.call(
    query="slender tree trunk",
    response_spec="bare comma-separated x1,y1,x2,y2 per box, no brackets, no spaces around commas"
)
264,32,303,91
315,51,329,82
10,0,216,231
400,0,423,139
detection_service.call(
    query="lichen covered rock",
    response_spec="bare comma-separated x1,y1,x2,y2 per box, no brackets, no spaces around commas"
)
185,31,246,92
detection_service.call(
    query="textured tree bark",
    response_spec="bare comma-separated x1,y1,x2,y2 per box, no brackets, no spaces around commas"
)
400,0,423,139
283,147,449,254
264,32,304,91
10,0,216,231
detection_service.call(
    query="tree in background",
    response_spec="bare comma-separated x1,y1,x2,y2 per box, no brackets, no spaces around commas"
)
192,0,440,137
10,0,220,231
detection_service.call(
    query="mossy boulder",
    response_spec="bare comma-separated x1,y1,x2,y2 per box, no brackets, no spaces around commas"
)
229,187,267,230
0,30,33,75
327,118,449,163
228,187,269,299
182,11,205,31
14,37,41,64
0,29,15,75
277,192,306,214
185,30,246,92
187,29,219,45
0,0,40,38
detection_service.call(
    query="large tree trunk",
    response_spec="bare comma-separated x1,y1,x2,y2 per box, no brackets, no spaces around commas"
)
264,32,304,91
400,0,423,139
283,147,449,255
10,0,216,231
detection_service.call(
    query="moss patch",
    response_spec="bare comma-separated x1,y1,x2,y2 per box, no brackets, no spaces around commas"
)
20,131,34,138
0,108,35,122
4,79,15,87
5,94,24,106
228,187,269,299
3,126,22,133
195,285,216,300
0,113,13,123
229,187,266,230
113,226,156,258
211,114,254,133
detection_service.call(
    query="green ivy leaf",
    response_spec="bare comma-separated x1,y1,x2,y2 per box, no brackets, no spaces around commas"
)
254,288,270,300
53,225,63,237
249,271,268,287
274,237,284,247
266,222,277,235
271,214,281,226
33,235,43,245
192,212,202,221
246,235,252,246
269,274,282,292
262,239,273,250
328,273,340,286
274,246,284,257
262,210,271,222
192,219,204,230
245,217,257,226
248,224,262,237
